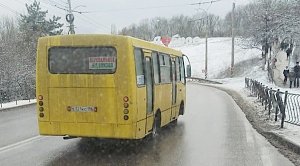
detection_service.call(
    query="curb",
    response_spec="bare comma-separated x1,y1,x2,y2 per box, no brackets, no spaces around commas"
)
191,82,300,160
265,131,300,155
0,103,36,112
187,77,222,84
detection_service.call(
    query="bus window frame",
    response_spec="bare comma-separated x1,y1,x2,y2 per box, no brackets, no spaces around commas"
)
179,56,186,84
159,53,171,84
134,47,146,88
47,46,118,75
151,51,161,84
175,57,181,83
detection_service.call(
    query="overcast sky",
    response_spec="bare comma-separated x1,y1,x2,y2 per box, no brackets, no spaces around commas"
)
0,0,250,34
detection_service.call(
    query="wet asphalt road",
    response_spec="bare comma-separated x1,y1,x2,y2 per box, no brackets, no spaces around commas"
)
0,83,295,166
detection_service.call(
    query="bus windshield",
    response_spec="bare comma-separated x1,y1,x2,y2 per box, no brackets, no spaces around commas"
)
48,46,117,74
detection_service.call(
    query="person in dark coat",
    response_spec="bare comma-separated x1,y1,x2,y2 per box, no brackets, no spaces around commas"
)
283,66,289,84
294,62,300,87
286,48,292,59
289,70,295,88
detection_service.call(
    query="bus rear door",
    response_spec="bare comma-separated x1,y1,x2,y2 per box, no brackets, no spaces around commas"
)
144,54,154,133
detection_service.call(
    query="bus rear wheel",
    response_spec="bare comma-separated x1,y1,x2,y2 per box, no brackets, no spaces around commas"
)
152,114,161,138
179,102,184,115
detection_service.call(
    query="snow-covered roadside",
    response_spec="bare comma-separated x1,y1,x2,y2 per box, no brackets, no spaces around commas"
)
213,77,300,146
0,99,36,111
175,37,261,78
175,37,300,147
199,79,300,165
192,72,299,162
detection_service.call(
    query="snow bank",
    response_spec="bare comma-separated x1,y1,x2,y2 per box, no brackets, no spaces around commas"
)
174,37,261,78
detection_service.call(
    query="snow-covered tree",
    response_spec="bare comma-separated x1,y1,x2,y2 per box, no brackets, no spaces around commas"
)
0,1,64,102
119,13,223,40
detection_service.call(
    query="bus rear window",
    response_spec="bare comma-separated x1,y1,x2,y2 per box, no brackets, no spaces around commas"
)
48,47,117,74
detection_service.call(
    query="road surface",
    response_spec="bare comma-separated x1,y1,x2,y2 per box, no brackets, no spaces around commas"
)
0,83,294,166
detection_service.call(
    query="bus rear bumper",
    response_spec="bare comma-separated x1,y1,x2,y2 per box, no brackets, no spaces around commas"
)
38,121,139,139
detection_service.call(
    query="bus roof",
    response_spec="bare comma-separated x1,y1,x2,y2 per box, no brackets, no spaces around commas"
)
38,34,182,56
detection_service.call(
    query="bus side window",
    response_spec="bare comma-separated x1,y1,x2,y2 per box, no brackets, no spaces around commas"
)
179,57,185,83
164,55,171,83
134,48,145,86
159,54,171,83
175,57,180,82
152,52,160,84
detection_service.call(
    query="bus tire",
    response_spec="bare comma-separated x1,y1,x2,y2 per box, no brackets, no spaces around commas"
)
152,112,161,138
171,119,178,126
179,102,184,115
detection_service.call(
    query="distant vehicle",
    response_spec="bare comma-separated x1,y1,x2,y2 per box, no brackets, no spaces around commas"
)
36,34,191,139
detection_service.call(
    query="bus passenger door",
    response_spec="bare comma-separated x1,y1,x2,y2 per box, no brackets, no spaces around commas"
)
171,59,177,120
144,56,154,132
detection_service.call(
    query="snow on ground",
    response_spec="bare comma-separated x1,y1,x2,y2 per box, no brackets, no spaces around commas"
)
0,99,36,110
174,37,261,78
174,37,300,151
0,37,298,147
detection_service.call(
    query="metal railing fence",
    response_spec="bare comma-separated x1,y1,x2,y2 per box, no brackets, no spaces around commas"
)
245,78,300,127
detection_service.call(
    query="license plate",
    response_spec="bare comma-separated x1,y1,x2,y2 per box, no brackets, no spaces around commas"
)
70,106,96,112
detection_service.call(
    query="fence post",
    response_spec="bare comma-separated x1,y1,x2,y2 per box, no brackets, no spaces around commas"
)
264,87,268,110
281,91,288,128
275,89,280,122
268,88,272,118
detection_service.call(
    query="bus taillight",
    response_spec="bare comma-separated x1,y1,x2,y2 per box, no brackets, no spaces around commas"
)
38,95,43,100
124,115,129,120
38,95,44,117
124,103,129,108
123,96,129,120
123,96,129,102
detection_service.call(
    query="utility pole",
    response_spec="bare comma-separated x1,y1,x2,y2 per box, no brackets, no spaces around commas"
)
189,1,223,79
66,0,75,34
231,2,235,77
205,16,208,79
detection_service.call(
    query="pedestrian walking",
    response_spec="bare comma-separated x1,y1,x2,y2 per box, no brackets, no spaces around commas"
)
280,42,285,50
286,48,292,59
283,66,289,85
294,62,300,87
289,70,295,88
271,57,277,69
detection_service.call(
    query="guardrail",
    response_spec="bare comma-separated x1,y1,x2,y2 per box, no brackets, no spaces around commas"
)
186,77,222,84
0,87,35,108
245,77,300,127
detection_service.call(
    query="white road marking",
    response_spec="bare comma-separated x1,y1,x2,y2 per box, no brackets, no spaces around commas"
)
0,136,42,154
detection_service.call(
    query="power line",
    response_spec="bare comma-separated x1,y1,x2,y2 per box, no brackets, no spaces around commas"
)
83,4,196,13
77,13,111,31
189,0,222,6
56,0,68,5
40,0,68,11
13,0,26,6
47,0,67,7
0,2,20,15
80,1,222,14
39,0,110,32
25,0,67,16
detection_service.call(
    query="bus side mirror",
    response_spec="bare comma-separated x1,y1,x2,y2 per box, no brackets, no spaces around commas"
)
186,65,191,78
